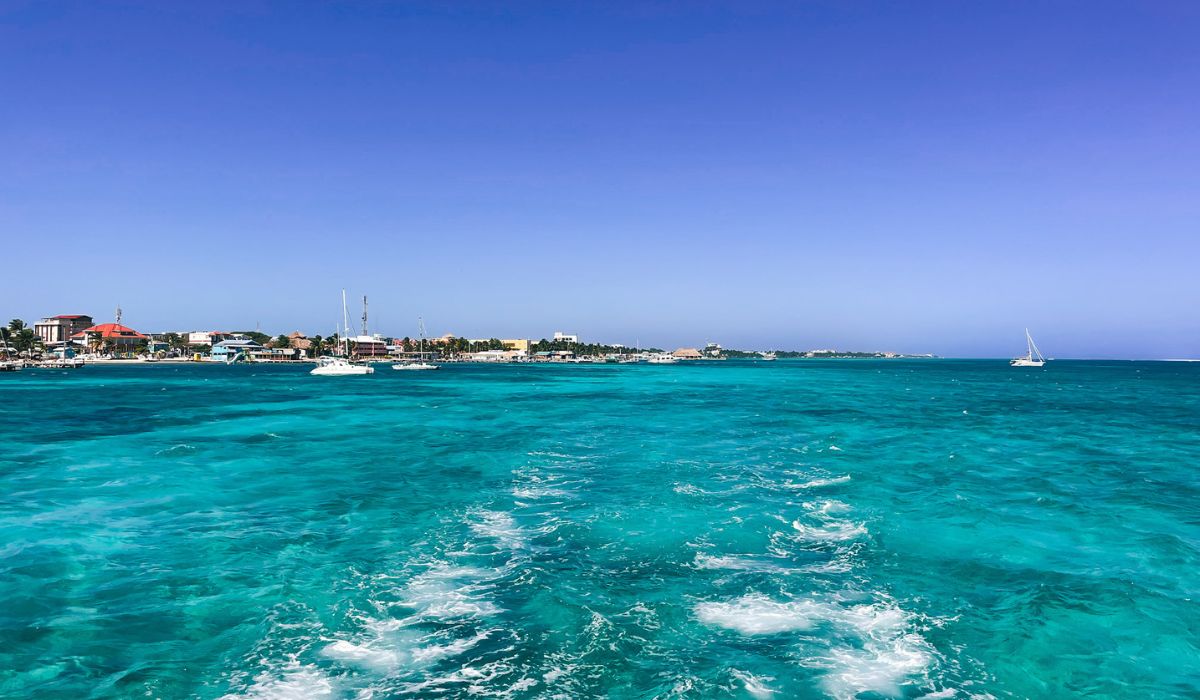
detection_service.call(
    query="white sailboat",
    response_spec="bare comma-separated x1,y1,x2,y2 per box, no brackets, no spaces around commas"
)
393,316,439,370
1010,329,1047,367
311,290,375,376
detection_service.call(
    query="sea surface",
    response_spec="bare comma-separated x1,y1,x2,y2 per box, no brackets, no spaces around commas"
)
1,360,1198,699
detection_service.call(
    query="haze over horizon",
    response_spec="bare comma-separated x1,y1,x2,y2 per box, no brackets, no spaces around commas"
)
2,2,1198,359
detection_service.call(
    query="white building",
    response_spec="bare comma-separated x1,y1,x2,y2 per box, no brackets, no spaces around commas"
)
553,331,579,343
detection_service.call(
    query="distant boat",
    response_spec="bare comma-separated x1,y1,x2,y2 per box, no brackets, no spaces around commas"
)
311,290,375,376
393,316,439,371
393,361,438,371
1011,329,1047,367
760,351,777,362
647,353,677,364
312,356,374,375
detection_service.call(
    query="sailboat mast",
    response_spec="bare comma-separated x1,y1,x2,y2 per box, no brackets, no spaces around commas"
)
342,289,351,357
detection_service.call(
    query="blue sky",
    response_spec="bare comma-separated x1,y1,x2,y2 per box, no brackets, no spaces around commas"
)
2,1,1197,357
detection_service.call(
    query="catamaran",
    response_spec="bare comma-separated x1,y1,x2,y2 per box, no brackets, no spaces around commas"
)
1011,329,1047,367
311,290,375,376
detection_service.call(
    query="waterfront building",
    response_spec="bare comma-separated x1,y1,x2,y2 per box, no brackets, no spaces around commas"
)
72,323,146,354
247,346,302,362
704,342,722,357
351,334,389,358
502,339,531,353
467,349,525,362
186,331,245,346
34,315,94,344
553,331,579,343
673,348,703,360
285,332,312,353
211,338,262,363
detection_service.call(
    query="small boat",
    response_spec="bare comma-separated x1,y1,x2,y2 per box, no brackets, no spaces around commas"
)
760,351,777,361
312,356,374,375
0,361,21,372
647,353,677,364
393,316,439,371
393,361,438,371
1011,329,1047,367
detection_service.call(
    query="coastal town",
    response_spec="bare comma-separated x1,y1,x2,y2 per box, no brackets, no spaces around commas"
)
0,307,920,371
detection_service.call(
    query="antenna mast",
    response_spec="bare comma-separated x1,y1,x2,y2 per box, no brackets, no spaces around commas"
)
362,296,369,337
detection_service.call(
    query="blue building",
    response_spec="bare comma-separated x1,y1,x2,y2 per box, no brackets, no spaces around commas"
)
210,338,262,363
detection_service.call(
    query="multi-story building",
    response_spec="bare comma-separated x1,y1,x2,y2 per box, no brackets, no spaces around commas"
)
501,339,531,353
34,315,94,344
553,331,579,343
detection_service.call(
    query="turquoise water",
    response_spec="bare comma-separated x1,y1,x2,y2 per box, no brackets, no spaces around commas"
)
2,360,1198,699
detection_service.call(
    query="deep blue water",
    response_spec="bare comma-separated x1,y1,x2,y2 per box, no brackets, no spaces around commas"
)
1,360,1198,699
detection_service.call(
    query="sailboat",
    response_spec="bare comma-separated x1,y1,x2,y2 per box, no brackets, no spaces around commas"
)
393,316,439,370
1010,329,1047,367
311,290,375,376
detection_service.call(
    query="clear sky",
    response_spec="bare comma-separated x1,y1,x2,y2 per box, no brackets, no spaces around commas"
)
2,1,1197,358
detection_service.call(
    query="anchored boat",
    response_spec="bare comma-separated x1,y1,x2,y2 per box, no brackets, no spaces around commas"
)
1011,329,1047,367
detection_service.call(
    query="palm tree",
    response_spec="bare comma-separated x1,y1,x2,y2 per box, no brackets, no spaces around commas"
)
8,319,26,334
274,334,290,348
309,335,324,357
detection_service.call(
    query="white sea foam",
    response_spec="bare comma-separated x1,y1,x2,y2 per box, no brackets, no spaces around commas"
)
812,601,937,700
818,634,934,700
787,475,851,489
410,630,492,664
693,553,792,575
469,510,527,549
221,660,334,699
803,499,851,515
792,520,868,542
731,669,776,698
398,563,502,619
512,486,568,500
828,445,843,451
694,594,826,634
322,639,403,671
699,594,937,698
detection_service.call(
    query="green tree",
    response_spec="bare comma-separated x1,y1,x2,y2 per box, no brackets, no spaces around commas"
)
274,334,290,348
309,335,324,357
18,329,40,355
8,319,26,334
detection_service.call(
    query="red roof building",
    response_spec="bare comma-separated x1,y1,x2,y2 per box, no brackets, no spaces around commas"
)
72,323,147,350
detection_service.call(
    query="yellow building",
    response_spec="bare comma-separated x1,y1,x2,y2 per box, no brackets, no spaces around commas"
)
501,339,531,352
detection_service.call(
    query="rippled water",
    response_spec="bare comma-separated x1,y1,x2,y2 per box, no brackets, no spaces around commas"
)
2,360,1198,698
